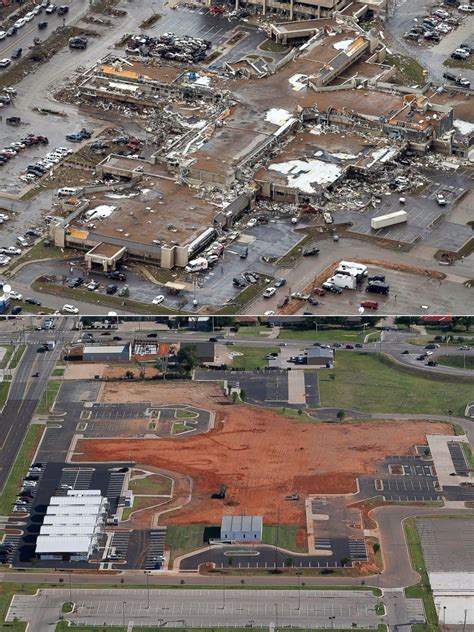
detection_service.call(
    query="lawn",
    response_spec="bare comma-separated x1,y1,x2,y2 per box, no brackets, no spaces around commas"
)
0,345,14,369
461,443,473,469
4,240,67,275
443,56,474,71
384,52,426,85
166,524,214,560
318,352,474,416
9,345,26,369
259,38,289,53
0,425,44,515
129,474,172,496
175,409,198,419
230,345,279,370
36,381,61,415
436,355,474,370
52,367,66,377
278,328,374,343
262,525,307,553
218,277,273,315
121,496,160,521
404,518,437,628
0,381,11,409
172,421,194,434
237,326,274,337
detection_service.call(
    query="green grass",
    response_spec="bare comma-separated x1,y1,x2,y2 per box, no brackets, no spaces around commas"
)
375,602,385,615
443,56,474,71
404,518,438,628
36,381,61,415
129,474,172,495
274,407,315,422
175,409,198,419
259,38,288,53
436,355,474,370
31,280,181,315
56,624,125,632
219,277,273,315
385,52,426,85
0,346,14,369
9,345,26,370
172,421,193,434
279,328,373,343
8,300,56,316
166,524,211,559
262,525,307,553
121,496,160,521
52,368,66,376
230,345,279,370
237,326,274,337
61,602,74,614
0,381,11,409
318,352,474,416
54,627,387,632
5,240,67,275
0,425,44,515
461,442,473,469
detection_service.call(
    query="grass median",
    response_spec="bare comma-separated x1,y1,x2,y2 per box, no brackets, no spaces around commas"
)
319,351,474,416
36,381,61,415
218,277,274,315
230,345,279,370
403,518,438,630
0,425,44,515
436,355,474,370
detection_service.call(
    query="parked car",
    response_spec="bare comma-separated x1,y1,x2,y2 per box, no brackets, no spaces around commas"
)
105,284,117,295
263,287,276,298
302,247,320,257
25,297,41,306
152,295,164,304
274,278,286,287
107,271,126,281
360,300,379,310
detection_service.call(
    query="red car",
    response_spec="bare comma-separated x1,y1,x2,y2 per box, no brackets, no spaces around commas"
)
360,300,379,310
314,287,326,296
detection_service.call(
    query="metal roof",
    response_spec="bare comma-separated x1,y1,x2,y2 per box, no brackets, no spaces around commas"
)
306,347,334,358
35,535,96,554
83,345,128,354
221,515,263,532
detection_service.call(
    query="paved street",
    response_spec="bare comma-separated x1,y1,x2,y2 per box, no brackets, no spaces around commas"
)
7,588,384,631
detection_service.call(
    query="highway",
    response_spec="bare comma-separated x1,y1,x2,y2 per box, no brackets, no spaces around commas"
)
0,316,74,494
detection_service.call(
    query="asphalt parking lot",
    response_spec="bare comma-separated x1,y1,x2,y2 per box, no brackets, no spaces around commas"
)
195,368,291,407
417,517,474,573
8,588,383,630
12,461,127,569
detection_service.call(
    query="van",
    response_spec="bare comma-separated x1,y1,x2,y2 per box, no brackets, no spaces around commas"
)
57,187,79,197
366,283,389,295
17,236,28,248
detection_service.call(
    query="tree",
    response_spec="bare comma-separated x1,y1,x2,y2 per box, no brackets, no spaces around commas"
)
177,345,198,374
372,542,380,554
124,370,134,380
336,409,346,422
340,556,350,567
231,392,239,404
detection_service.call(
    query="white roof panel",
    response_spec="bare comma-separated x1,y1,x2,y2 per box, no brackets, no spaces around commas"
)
36,535,94,554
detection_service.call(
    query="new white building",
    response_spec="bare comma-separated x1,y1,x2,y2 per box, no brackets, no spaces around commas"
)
35,490,108,561
221,516,263,542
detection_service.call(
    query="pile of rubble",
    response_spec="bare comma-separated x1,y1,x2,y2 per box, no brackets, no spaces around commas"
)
125,33,212,63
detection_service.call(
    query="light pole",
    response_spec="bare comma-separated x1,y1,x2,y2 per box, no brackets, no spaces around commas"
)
68,572,72,603
274,602,278,630
329,615,336,629
297,572,302,610
122,601,126,628
222,573,226,610
443,605,446,628
145,571,150,609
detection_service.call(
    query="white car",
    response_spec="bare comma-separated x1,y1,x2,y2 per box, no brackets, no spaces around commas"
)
9,291,23,300
0,31,6,40
263,287,276,298
459,4,474,12
152,295,164,304
62,304,79,314
436,193,447,206
0,59,11,69
4,246,21,254
435,23,451,33
24,12,35,20
0,255,11,265
264,310,275,316
246,218,257,228
86,280,100,291
323,212,333,224
14,18,26,28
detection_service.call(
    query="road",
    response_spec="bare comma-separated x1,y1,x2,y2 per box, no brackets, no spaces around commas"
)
0,316,74,493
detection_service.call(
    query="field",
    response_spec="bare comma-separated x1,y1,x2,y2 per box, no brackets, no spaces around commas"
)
319,352,474,416
75,382,450,529
436,355,474,370
230,346,279,370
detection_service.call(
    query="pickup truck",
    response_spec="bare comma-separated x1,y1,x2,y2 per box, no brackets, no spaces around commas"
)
66,128,91,142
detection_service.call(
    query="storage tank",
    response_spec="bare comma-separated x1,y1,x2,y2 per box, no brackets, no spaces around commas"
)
371,210,408,230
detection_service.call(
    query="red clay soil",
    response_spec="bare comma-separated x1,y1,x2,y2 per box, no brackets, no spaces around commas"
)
76,383,450,528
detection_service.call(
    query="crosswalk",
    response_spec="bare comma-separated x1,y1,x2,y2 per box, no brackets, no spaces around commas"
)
144,529,167,570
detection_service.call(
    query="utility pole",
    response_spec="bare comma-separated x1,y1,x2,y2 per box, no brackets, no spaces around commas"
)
145,571,150,609
122,601,126,628
222,573,226,609
69,572,72,603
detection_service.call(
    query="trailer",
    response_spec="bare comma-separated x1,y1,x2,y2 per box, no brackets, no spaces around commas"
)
329,274,357,290
371,210,407,230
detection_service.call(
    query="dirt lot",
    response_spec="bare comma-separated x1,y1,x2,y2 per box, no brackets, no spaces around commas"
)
75,382,451,528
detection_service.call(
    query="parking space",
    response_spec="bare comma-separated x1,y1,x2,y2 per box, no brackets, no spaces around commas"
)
447,442,469,476
417,518,474,573
304,371,320,407
374,477,441,502
195,368,291,407
144,528,167,570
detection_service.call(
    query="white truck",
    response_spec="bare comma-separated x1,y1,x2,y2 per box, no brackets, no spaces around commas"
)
185,257,209,273
371,210,407,230
337,261,368,278
329,274,357,290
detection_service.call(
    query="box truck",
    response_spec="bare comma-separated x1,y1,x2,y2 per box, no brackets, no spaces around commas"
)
329,274,357,290
185,257,208,273
371,210,407,230
337,261,368,278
